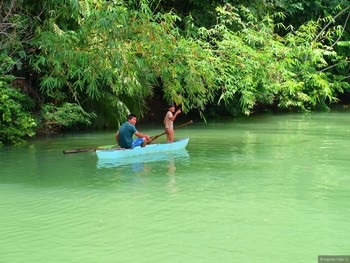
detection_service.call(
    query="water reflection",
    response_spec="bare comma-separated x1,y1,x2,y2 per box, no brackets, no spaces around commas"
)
96,149,190,170
166,159,178,193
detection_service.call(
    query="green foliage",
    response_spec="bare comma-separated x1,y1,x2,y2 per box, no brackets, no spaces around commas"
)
84,91,141,129
28,0,216,117
0,1,38,144
200,4,349,116
39,103,96,133
130,10,217,113
0,3,31,76
274,0,350,27
26,0,155,124
1,0,349,144
0,77,37,145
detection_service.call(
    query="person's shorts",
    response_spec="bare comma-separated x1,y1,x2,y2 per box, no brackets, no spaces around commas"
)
132,138,144,148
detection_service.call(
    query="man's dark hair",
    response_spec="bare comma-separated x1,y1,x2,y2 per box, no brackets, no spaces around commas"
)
127,114,137,120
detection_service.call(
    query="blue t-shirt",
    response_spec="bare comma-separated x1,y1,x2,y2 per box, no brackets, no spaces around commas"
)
118,122,137,148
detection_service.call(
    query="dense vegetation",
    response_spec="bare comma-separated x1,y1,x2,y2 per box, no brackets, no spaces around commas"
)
1,0,349,144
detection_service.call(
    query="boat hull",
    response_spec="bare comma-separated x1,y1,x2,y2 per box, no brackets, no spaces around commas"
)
97,148,189,169
95,138,190,159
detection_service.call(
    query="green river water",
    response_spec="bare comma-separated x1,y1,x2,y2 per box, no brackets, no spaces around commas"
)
0,112,349,263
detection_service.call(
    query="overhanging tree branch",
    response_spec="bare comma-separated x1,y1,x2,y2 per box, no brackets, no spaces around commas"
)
319,61,350,73
331,10,350,48
313,5,350,42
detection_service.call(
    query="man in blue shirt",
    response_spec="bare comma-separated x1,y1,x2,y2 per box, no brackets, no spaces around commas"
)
116,114,151,149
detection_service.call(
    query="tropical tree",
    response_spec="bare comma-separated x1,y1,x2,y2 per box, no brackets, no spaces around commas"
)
198,4,349,115
1,0,349,144
0,77,36,145
0,1,37,144
28,0,217,125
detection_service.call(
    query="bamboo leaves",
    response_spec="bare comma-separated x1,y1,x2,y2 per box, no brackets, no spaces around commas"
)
2,0,349,141
208,3,350,115
26,0,348,120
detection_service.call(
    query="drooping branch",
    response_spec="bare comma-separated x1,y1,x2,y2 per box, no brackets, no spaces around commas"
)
0,0,16,23
319,61,350,73
313,5,350,42
331,10,350,48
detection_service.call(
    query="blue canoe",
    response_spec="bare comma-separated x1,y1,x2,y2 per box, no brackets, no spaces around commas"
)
95,138,190,159
97,148,189,169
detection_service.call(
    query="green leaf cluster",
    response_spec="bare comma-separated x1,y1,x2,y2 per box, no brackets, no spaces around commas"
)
0,77,37,145
204,5,349,115
39,103,96,134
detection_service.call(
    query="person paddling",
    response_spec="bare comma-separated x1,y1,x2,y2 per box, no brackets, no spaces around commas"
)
116,114,151,149
163,103,181,143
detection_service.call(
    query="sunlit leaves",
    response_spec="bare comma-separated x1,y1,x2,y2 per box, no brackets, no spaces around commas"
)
25,0,349,121
0,79,37,144
40,102,96,133
337,41,350,47
204,3,349,115
2,0,350,139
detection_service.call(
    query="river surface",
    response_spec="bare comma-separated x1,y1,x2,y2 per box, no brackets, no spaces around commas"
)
0,112,349,263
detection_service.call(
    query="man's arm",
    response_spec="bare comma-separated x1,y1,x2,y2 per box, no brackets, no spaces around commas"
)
135,131,150,140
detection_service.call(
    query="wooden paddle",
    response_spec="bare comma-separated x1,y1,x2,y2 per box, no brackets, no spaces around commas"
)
63,120,193,154
63,147,97,154
148,120,193,143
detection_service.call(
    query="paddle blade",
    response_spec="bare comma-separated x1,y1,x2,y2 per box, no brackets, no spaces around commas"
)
63,148,96,154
